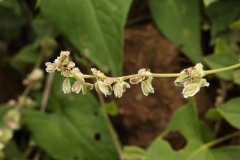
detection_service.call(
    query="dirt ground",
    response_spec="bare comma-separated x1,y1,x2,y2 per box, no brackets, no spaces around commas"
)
111,23,216,148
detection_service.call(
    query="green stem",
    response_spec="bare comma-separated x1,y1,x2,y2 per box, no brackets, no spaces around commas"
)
83,73,185,80
205,130,240,148
73,63,240,81
204,63,240,75
186,130,240,160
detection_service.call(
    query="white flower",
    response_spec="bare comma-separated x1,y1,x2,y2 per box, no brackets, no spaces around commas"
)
45,62,58,73
141,78,154,96
72,81,82,94
62,78,71,94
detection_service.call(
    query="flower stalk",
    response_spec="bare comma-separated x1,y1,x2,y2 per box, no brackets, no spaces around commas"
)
46,51,240,98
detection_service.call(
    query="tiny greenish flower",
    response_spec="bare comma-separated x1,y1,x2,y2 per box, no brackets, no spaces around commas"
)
129,77,142,84
67,61,75,68
174,71,189,86
0,142,4,150
54,57,62,66
104,78,115,85
91,68,106,79
113,81,130,98
141,77,154,96
72,81,82,94
28,68,44,81
62,78,71,94
45,62,58,73
24,97,38,108
113,82,123,98
0,128,13,143
95,80,112,96
82,83,94,95
4,109,21,130
71,68,85,83
182,79,209,98
182,83,200,98
61,70,72,77
194,63,205,77
60,51,70,65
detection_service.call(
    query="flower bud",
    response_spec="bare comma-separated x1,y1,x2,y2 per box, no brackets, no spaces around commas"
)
91,68,106,79
141,79,154,96
104,78,114,85
62,78,71,94
71,68,85,83
0,142,4,150
0,128,13,142
182,83,200,98
82,83,94,95
72,81,82,94
95,80,112,96
129,77,142,84
60,51,70,65
45,62,58,73
113,82,124,98
28,68,44,81
67,61,75,68
4,109,21,130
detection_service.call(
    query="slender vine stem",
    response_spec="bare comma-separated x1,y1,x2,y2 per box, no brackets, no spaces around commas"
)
83,63,240,81
186,130,240,160
205,130,240,148
204,63,240,75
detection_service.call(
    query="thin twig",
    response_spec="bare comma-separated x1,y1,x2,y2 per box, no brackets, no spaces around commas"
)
97,93,124,160
40,73,54,112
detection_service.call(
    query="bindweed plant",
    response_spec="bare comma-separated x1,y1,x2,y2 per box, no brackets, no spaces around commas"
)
46,51,240,99
2,0,240,159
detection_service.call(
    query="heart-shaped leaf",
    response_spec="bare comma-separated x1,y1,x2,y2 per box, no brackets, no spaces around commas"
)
23,74,119,160
149,0,202,63
40,0,132,76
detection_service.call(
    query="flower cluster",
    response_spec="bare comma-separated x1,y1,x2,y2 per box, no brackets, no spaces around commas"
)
46,51,94,95
45,51,155,98
129,68,154,96
0,108,21,157
22,68,44,90
45,51,210,98
174,63,209,98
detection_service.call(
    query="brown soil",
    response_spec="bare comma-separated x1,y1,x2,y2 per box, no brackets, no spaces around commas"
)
112,23,216,148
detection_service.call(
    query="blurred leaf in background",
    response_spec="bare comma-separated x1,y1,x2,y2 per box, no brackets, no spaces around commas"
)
149,0,202,63
145,99,240,160
40,0,132,76
23,74,120,160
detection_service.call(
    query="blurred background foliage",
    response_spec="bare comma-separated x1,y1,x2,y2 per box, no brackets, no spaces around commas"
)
1,0,240,160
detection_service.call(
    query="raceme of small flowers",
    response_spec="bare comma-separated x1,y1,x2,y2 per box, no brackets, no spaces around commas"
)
45,51,209,98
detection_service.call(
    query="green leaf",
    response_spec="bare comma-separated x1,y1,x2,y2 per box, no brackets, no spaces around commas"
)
203,53,239,80
102,101,118,116
203,0,218,7
40,0,132,76
199,122,214,143
3,140,26,160
233,69,240,85
149,0,202,63
12,40,41,63
230,20,240,30
145,99,240,160
206,108,223,120
0,0,22,15
23,74,119,160
123,145,145,160
214,39,231,54
32,13,59,38
217,97,240,129
205,0,240,38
